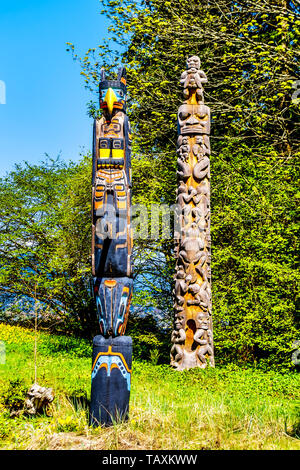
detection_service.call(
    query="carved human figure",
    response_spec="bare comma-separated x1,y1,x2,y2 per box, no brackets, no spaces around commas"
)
176,183,197,207
195,252,211,285
174,268,192,306
193,181,210,201
193,180,211,230
194,312,214,366
187,279,211,310
192,135,211,158
177,135,190,162
177,136,192,180
176,184,197,233
192,185,210,221
171,313,187,365
180,56,208,101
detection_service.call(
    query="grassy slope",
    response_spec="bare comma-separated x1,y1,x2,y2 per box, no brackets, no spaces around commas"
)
0,324,299,450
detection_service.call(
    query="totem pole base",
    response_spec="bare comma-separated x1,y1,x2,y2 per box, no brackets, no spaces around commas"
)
89,335,132,427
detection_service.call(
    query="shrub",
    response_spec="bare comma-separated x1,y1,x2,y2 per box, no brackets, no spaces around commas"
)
3,379,28,413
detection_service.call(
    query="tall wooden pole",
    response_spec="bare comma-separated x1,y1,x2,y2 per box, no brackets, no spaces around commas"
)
171,56,214,370
90,67,133,426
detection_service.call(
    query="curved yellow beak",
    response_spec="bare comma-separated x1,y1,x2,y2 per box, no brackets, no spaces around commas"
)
104,88,117,115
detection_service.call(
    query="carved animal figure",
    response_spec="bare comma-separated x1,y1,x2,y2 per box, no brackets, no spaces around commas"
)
179,223,205,268
193,155,210,181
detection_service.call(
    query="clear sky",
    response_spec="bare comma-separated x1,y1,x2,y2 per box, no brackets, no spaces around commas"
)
0,0,111,176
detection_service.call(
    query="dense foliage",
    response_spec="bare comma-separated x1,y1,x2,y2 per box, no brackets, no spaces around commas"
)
0,157,97,336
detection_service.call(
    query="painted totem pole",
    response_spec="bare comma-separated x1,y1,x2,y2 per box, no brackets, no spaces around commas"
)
90,67,133,426
171,56,214,371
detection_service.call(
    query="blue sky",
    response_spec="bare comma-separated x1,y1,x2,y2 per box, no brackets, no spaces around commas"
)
0,0,111,176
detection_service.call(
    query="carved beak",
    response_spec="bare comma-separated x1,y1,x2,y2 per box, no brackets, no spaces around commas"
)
104,88,117,115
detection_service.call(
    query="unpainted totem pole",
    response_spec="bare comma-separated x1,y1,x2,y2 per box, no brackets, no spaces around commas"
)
90,67,133,426
171,56,214,371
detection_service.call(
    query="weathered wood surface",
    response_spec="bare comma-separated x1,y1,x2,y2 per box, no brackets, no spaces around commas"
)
171,56,214,370
24,383,54,415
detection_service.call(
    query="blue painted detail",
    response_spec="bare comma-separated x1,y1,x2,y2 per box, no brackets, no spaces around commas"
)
92,354,131,391
114,290,129,336
100,87,126,103
95,295,106,336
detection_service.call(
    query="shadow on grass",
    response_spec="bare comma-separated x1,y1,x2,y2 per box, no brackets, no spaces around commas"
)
288,419,300,439
67,394,90,412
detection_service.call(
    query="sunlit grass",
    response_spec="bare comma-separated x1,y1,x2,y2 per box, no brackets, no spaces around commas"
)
0,324,299,450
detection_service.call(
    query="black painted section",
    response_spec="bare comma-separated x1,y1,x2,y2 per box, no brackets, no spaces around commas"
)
89,335,132,427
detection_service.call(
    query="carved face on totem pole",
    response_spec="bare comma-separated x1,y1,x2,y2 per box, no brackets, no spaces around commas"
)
177,104,210,135
174,312,186,331
99,68,127,117
195,312,209,330
186,55,201,71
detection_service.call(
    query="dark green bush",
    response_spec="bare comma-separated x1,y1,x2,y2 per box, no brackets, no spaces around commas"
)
3,379,27,412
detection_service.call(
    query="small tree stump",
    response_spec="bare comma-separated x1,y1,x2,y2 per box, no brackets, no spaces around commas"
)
24,383,54,415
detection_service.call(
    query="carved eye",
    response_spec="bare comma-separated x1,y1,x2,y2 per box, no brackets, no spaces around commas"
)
112,123,121,132
179,112,190,121
112,138,124,149
99,138,110,149
195,113,207,120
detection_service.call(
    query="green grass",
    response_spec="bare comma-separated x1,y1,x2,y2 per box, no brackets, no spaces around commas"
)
0,323,299,450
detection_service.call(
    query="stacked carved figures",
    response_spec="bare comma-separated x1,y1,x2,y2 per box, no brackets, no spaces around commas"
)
171,56,214,371
90,67,133,426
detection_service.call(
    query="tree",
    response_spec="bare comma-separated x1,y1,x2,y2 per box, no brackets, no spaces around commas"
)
68,0,299,369
0,156,97,337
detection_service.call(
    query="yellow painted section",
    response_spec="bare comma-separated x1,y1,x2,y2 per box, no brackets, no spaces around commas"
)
112,149,125,159
117,200,126,210
188,90,198,105
99,148,110,159
94,200,103,210
104,279,117,287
